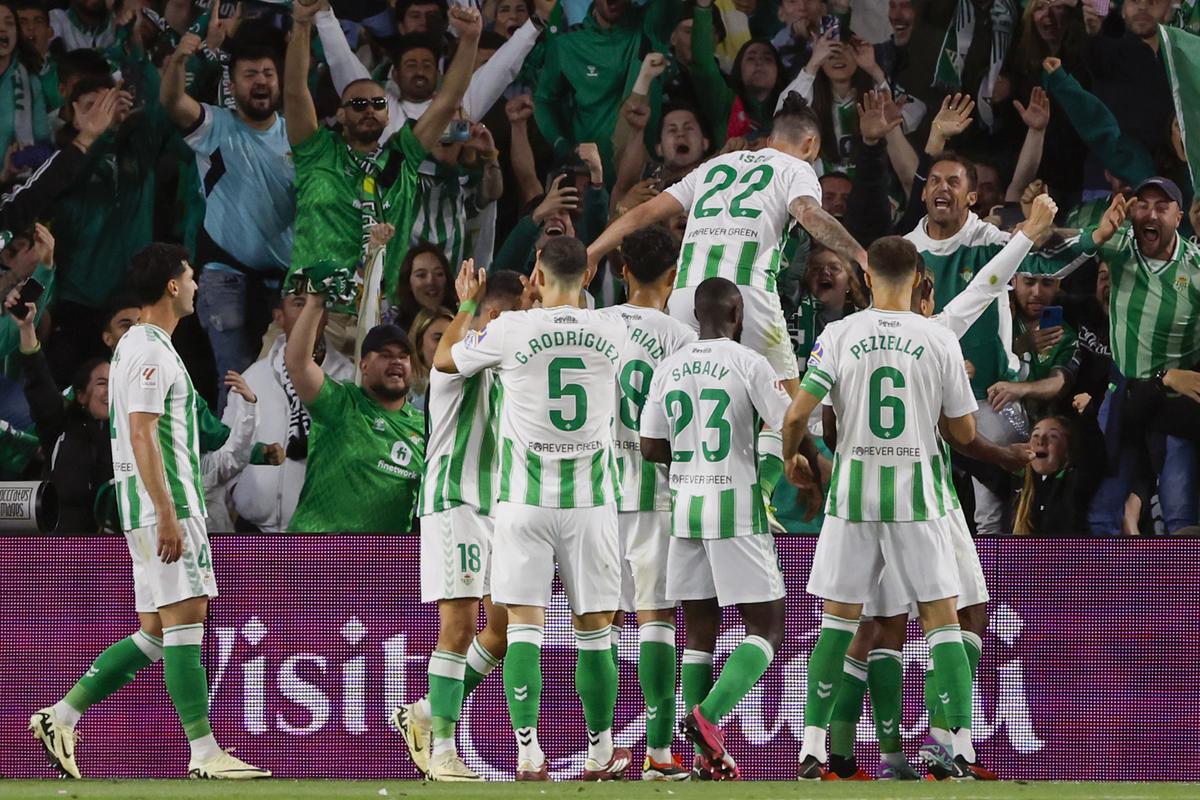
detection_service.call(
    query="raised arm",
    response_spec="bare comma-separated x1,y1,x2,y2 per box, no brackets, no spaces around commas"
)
434,259,487,374
313,5,371,96
284,293,329,405
789,196,868,271
505,96,543,205
462,17,541,119
284,2,322,145
160,33,204,129
413,7,483,152
687,0,735,146
1006,87,1050,202
586,191,685,269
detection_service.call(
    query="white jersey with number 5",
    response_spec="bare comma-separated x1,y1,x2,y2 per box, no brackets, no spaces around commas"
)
800,309,978,522
665,148,822,293
612,304,698,513
641,338,791,539
451,306,628,509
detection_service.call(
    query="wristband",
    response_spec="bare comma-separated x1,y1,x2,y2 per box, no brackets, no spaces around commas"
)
460,299,478,316
19,342,41,356
481,149,501,163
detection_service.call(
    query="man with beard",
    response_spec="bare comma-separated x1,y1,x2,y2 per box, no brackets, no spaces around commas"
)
284,1,480,302
162,29,295,411
285,293,425,533
1081,179,1200,534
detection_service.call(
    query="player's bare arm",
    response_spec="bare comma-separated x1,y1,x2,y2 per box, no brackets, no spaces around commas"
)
942,412,977,449
781,388,824,515
128,411,183,564
283,293,328,405
639,436,671,465
586,192,685,270
789,196,868,272
412,6,483,152
283,0,323,146
433,258,487,374
940,415,1036,474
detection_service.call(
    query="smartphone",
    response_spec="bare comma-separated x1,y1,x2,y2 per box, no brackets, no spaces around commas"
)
9,279,45,320
439,119,471,144
819,14,841,40
1089,0,1111,16
1039,305,1064,330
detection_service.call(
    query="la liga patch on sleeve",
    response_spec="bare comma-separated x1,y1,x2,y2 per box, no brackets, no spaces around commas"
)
140,366,160,389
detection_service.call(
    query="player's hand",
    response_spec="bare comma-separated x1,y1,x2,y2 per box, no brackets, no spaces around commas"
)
785,454,823,521
1022,192,1058,244
505,94,534,125
262,443,286,466
1000,442,1037,473
986,380,1027,412
857,89,903,145
531,174,579,223
448,5,483,39
455,257,487,305
1163,369,1200,403
157,516,184,563
225,370,257,404
1014,86,1051,132
1093,193,1129,245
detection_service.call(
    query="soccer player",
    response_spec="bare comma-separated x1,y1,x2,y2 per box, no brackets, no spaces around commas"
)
640,276,792,780
392,270,528,781
29,244,269,780
587,93,867,394
609,226,697,781
433,237,630,781
283,0,481,300
783,236,980,780
285,292,425,533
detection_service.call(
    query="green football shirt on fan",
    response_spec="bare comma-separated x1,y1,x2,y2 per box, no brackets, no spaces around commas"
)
288,125,429,299
290,378,425,533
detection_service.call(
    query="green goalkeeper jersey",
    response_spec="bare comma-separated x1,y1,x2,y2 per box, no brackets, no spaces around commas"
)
290,378,425,533
289,125,429,300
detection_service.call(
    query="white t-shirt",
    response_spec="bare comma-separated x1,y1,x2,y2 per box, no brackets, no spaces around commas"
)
665,148,822,293
110,324,207,530
800,309,977,523
451,306,628,509
610,304,698,513
641,338,791,539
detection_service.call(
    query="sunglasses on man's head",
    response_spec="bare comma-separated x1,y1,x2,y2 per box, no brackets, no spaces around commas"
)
343,97,388,111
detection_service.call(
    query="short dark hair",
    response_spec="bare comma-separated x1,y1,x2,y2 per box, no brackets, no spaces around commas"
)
867,236,920,284
398,0,447,12
620,225,679,285
104,290,141,329
340,77,386,102
13,0,48,19
126,243,190,306
68,72,116,105
483,269,526,310
392,33,443,64
226,21,285,72
772,92,821,145
537,237,588,282
57,48,110,85
820,171,852,185
929,150,978,191
694,276,742,319
657,102,711,145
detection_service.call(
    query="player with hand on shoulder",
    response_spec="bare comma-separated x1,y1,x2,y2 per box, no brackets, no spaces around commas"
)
433,237,631,781
640,277,792,780
391,269,530,782
783,236,979,781
30,244,269,781
609,226,698,781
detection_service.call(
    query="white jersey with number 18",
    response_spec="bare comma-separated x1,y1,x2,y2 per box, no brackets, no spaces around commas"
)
665,148,822,293
641,338,791,539
800,309,978,523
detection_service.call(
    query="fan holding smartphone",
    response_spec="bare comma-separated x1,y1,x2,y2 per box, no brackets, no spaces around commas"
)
985,272,1077,416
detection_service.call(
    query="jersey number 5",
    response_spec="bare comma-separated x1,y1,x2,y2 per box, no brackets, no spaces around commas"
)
693,164,775,220
548,357,588,432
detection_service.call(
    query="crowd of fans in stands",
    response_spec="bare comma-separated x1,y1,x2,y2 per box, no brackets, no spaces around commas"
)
0,0,1197,536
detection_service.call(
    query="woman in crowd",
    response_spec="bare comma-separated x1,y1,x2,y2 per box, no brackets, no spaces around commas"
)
406,306,453,412
390,242,458,332
1013,415,1104,536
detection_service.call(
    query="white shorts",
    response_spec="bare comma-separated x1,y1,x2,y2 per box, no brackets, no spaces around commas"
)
126,517,218,613
420,506,494,602
864,509,990,617
666,534,786,607
669,285,799,379
807,516,960,607
490,501,621,614
617,510,674,613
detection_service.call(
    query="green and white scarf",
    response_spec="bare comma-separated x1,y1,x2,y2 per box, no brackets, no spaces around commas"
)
0,59,48,160
933,0,1017,130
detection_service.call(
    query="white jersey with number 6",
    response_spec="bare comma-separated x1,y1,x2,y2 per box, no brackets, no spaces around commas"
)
451,306,628,509
612,304,698,513
799,309,978,523
665,148,822,293
641,338,791,539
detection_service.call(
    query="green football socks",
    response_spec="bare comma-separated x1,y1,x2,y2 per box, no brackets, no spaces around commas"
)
868,648,904,755
699,635,774,722
800,613,859,761
829,656,867,758
57,630,162,726
638,622,676,756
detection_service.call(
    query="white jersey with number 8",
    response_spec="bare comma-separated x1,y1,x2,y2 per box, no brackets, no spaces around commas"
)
641,338,791,539
451,306,628,509
665,148,822,293
799,309,978,522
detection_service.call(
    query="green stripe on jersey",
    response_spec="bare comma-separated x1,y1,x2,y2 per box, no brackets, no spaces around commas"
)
930,454,947,517
559,457,576,508
703,245,725,280
718,488,736,538
734,241,759,285
826,453,841,517
677,243,695,287
911,461,927,519
688,495,704,538
848,458,864,520
525,451,544,505
590,451,605,506
638,456,658,510
880,465,896,522
499,438,514,501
